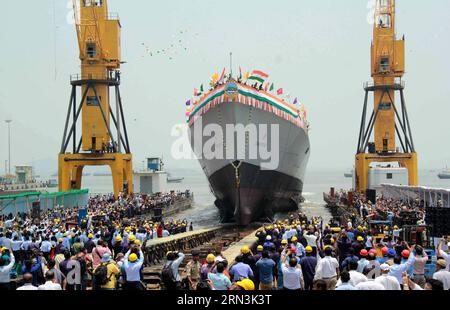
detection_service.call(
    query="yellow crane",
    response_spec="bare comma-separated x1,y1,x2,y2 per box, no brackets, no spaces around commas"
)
58,0,133,197
355,0,417,192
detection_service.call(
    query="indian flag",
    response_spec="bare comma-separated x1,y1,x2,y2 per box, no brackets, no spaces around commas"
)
248,70,269,83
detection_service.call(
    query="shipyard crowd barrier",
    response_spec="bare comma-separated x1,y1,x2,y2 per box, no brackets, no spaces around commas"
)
0,189,89,216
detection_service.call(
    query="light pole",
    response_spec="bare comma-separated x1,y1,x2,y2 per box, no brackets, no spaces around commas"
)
5,119,12,175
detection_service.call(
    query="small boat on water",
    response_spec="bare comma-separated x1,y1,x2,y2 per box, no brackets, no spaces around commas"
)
167,174,184,183
344,168,354,178
438,169,450,179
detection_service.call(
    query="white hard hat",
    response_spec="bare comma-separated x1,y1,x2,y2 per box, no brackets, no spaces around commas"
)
266,235,272,241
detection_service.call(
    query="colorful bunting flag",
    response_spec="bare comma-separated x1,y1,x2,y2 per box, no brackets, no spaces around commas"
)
269,83,274,91
211,72,219,84
248,70,269,83
293,98,298,105
219,68,226,83
277,88,283,95
186,99,191,106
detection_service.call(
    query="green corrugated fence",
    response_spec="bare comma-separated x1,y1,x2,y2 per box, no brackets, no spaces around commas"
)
0,189,89,216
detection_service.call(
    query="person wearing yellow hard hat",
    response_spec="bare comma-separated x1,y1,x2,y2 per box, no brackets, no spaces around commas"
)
231,278,255,291
113,235,124,257
123,248,145,290
241,246,251,255
199,253,216,283
291,236,306,258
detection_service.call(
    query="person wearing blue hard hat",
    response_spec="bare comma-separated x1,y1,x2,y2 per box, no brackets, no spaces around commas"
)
386,249,396,266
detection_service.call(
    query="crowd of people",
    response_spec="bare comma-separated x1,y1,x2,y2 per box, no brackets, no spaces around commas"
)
1,190,450,291
0,192,194,290
177,212,450,291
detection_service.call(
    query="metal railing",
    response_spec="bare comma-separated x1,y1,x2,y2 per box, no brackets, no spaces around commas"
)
364,80,406,89
70,71,120,82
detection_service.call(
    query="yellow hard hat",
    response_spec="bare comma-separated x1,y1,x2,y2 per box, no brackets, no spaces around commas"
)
357,236,364,242
291,236,298,242
128,235,136,242
324,245,332,250
128,253,138,262
88,233,94,239
58,238,63,243
257,245,264,251
241,246,250,254
206,254,216,263
305,246,313,253
115,235,122,242
236,278,255,291
363,226,367,231
330,238,335,243
357,226,362,230
134,239,141,246
125,227,131,232
394,225,399,229
281,240,288,245
301,225,306,229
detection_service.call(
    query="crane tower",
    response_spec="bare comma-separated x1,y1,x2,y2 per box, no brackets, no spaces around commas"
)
355,0,418,192
58,0,133,197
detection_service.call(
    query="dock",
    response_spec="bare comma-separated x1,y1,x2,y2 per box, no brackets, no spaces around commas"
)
142,225,259,289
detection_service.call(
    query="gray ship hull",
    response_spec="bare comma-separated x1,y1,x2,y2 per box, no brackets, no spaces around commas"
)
189,98,310,225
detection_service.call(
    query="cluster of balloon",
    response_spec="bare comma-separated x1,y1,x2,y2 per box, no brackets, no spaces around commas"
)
140,29,200,61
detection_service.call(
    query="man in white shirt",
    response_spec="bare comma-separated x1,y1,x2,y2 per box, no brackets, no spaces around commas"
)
336,260,367,287
433,259,450,290
355,280,385,290
374,263,400,290
38,271,62,290
315,247,339,290
17,273,38,290
281,253,304,290
437,237,450,272
336,271,355,290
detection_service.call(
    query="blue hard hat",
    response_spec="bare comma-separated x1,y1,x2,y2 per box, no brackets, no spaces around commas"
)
388,249,396,257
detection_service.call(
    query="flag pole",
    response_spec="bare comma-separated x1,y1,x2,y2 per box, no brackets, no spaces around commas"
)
229,52,233,78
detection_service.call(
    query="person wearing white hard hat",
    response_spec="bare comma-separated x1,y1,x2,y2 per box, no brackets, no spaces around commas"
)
374,264,400,290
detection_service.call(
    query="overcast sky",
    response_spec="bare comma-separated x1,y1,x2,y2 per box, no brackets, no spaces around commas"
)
1,0,450,176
